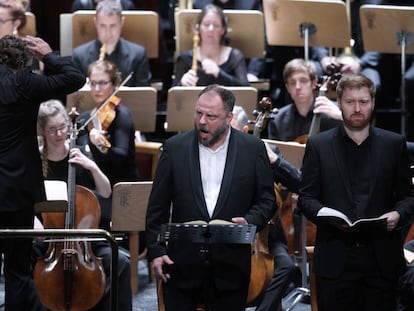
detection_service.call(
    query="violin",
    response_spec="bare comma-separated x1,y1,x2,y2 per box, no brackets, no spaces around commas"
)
79,72,133,149
88,95,121,148
34,108,106,311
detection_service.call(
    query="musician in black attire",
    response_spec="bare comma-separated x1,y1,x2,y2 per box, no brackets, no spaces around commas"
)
232,105,301,310
33,99,132,311
0,35,85,311
267,58,342,142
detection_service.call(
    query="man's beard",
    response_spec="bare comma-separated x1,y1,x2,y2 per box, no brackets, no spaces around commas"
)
196,122,228,147
343,113,372,131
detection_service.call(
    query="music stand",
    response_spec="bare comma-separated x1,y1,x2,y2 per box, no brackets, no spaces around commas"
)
175,9,265,59
166,86,258,132
360,4,414,136
262,0,350,59
158,222,256,245
111,181,153,294
262,139,305,169
66,87,158,133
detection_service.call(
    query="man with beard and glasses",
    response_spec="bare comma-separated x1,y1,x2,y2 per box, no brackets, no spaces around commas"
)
145,84,276,311
298,73,414,311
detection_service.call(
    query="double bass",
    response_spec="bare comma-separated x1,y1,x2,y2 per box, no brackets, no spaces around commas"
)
34,108,106,311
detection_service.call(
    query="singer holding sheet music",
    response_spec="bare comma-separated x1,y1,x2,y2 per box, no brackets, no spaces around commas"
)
298,74,414,311
146,85,276,310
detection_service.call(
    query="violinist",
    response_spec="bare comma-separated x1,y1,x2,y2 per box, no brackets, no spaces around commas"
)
33,99,133,311
267,58,343,142
232,105,300,310
0,34,85,310
77,59,139,188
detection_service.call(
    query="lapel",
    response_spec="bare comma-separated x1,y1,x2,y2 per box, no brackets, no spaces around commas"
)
188,132,210,219
212,129,236,218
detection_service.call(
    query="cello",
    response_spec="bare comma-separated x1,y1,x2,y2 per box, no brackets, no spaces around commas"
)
34,108,106,311
247,97,279,306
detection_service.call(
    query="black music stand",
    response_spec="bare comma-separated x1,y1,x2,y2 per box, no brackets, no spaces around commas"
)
360,4,414,136
158,222,256,245
262,1,349,309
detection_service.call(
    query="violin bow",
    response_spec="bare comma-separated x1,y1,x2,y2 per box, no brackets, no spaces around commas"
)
78,71,134,132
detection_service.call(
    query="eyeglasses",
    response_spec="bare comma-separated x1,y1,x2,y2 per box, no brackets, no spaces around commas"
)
89,80,111,88
46,124,70,136
0,17,14,24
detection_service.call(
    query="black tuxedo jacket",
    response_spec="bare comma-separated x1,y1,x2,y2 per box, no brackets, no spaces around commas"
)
299,126,414,279
72,38,151,87
0,53,85,212
146,128,276,290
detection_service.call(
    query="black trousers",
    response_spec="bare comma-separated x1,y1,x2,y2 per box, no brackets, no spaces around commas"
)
318,245,398,311
255,223,297,311
0,208,35,311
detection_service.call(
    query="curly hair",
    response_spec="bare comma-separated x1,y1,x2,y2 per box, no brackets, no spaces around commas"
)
0,35,28,70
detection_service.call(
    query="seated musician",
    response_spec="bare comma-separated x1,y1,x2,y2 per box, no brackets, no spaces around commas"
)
172,4,249,87
0,0,26,37
231,105,301,310
71,0,136,11
72,0,151,87
267,58,343,142
32,99,133,311
76,59,140,189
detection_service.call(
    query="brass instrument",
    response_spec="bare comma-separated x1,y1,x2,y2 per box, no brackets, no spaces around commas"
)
337,0,359,65
192,26,199,72
99,43,106,61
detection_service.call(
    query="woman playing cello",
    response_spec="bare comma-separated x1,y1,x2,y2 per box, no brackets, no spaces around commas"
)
33,99,133,311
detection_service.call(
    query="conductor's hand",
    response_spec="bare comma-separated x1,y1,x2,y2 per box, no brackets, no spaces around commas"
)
23,36,52,60
314,96,343,121
152,255,174,283
181,69,198,86
382,211,400,231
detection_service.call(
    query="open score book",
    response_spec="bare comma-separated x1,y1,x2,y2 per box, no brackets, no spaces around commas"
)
317,207,387,231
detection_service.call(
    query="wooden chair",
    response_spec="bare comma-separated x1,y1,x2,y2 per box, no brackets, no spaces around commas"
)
111,181,153,295
135,141,162,181
20,12,36,37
